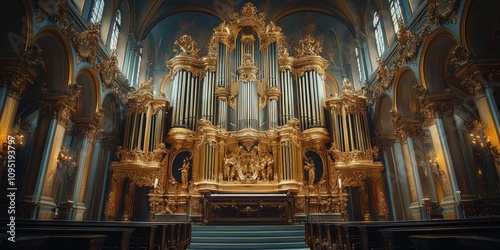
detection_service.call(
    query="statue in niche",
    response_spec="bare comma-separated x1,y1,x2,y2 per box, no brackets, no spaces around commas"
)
304,157,316,187
178,157,191,187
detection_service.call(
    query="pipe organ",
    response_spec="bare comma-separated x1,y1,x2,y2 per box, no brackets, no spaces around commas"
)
105,3,386,222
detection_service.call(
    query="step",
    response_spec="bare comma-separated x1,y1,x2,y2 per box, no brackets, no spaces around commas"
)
188,224,308,250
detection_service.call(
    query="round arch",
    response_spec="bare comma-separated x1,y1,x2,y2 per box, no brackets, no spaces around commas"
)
74,67,100,119
101,92,122,136
393,68,420,119
461,0,500,57
374,93,394,136
33,27,74,91
419,29,458,93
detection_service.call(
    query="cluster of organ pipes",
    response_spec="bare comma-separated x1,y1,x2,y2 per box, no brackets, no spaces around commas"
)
107,3,386,222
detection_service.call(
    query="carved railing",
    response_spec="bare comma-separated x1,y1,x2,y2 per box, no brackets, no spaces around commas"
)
462,198,500,218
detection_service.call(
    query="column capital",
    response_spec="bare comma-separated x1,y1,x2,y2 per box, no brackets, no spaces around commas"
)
395,120,422,143
0,71,34,100
461,72,486,100
74,109,104,141
421,96,456,125
39,99,75,127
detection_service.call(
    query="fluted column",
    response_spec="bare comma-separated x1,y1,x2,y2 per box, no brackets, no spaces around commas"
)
395,121,425,219
69,111,103,220
461,73,500,179
423,98,468,218
25,97,75,219
0,71,33,144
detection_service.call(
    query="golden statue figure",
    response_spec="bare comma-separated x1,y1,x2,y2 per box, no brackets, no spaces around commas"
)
179,157,191,187
304,157,315,187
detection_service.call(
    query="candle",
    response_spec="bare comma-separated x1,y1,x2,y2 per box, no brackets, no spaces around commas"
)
456,190,461,202
154,178,158,188
338,178,342,188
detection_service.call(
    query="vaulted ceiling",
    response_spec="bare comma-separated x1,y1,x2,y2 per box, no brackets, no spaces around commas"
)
130,0,367,77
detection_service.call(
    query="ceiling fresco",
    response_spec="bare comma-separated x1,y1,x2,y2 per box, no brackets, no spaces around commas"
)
138,0,365,86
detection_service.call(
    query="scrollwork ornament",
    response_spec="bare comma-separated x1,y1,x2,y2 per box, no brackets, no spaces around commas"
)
396,19,422,66
426,0,461,26
173,35,200,58
461,73,486,100
2,72,32,100
294,35,322,58
375,57,396,93
64,81,82,101
35,0,69,24
74,23,100,65
450,45,472,71
20,44,43,68
97,51,119,89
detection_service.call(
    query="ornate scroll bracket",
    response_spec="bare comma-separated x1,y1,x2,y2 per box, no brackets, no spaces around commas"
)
375,57,396,94
294,35,322,58
97,51,119,89
173,35,200,58
461,72,486,100
35,0,69,24
74,23,100,65
396,19,422,66
450,45,472,72
426,0,461,26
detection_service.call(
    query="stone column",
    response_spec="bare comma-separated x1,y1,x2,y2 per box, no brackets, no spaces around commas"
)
32,99,75,219
69,110,103,220
396,121,426,220
0,71,33,144
461,73,500,180
423,98,469,218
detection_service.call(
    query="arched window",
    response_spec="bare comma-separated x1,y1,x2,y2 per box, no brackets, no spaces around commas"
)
90,0,105,23
355,47,364,82
373,12,386,57
389,0,404,33
109,10,121,51
135,48,142,87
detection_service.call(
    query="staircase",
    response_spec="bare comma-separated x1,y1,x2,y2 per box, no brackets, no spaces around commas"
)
188,224,309,250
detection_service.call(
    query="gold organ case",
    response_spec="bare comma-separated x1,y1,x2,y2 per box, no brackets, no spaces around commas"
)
105,3,386,222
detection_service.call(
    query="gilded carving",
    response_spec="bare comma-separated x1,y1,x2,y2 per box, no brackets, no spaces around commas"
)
35,0,69,24
2,71,32,100
104,191,116,220
377,191,389,220
426,0,461,26
461,72,486,100
295,35,322,58
97,51,119,89
20,44,43,68
74,23,100,64
230,2,266,33
375,57,396,93
221,144,275,183
421,101,454,124
173,35,200,58
396,20,422,66
450,45,472,71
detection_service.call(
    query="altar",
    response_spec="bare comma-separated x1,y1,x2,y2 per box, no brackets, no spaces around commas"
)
202,192,295,224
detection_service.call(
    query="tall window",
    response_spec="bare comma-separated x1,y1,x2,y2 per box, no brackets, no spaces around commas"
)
135,48,142,87
389,0,404,33
90,0,105,23
373,12,386,57
109,10,121,51
355,47,364,82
